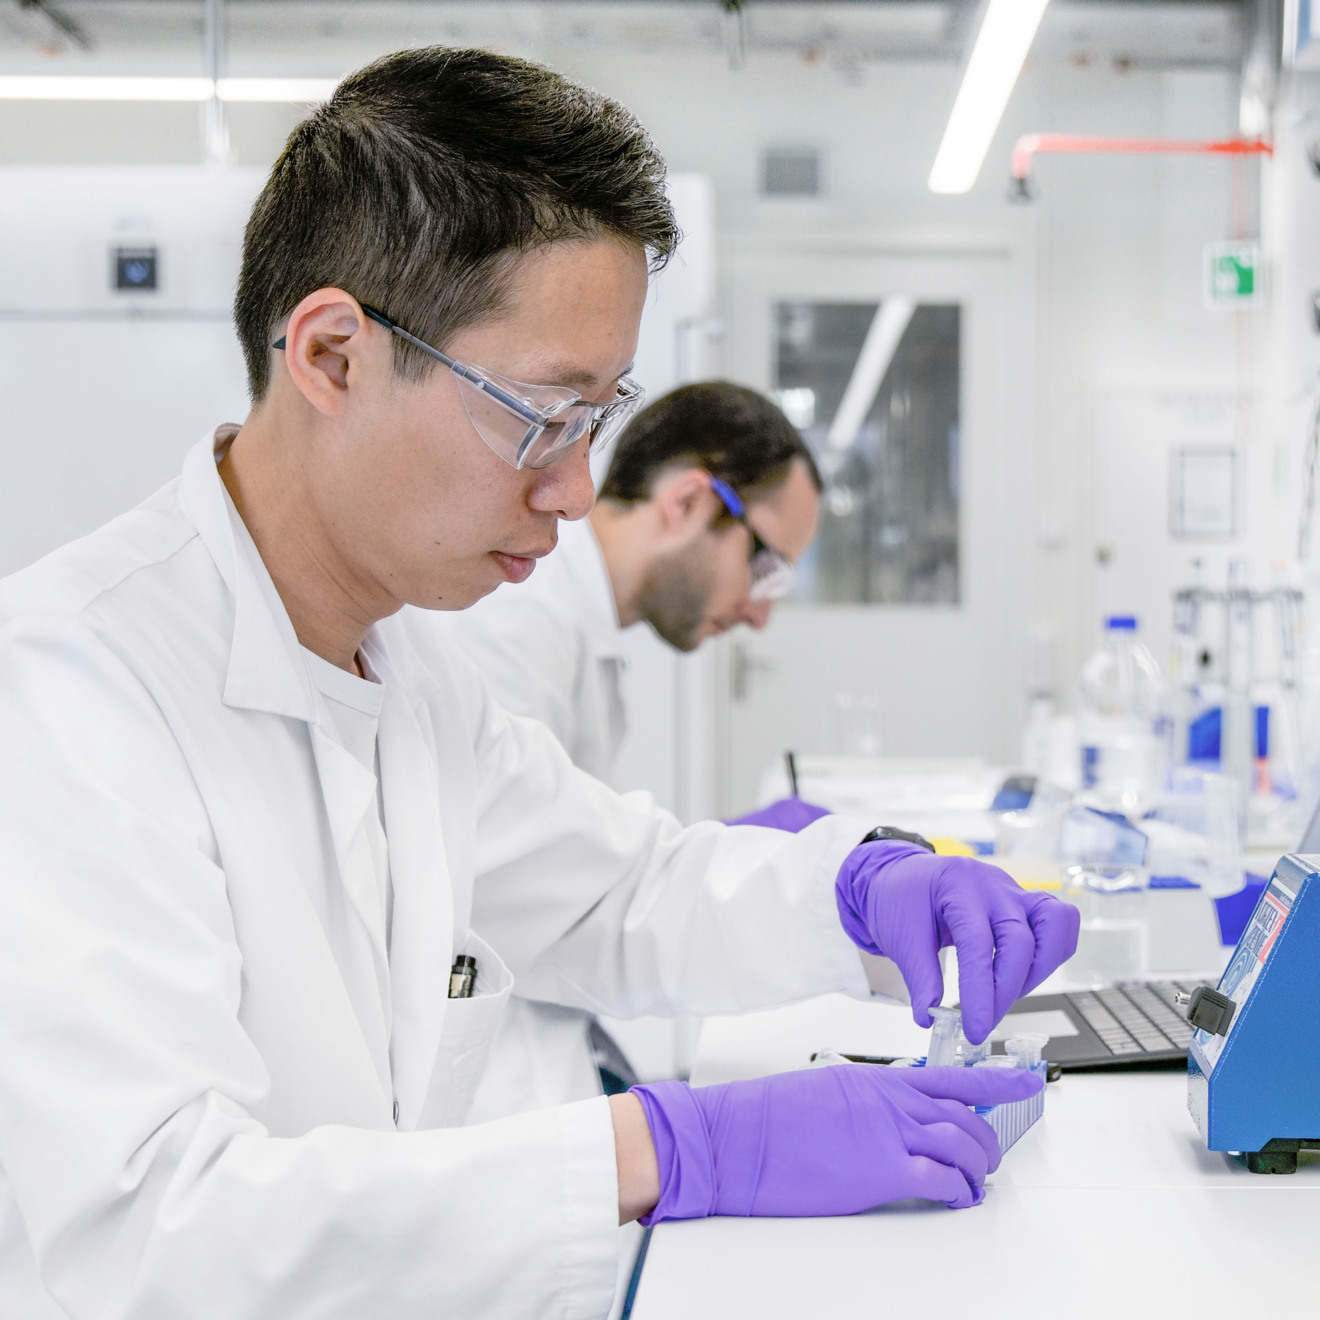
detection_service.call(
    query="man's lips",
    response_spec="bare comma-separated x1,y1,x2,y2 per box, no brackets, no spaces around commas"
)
490,546,553,584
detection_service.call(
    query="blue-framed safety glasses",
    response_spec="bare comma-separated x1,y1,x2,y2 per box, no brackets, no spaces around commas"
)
708,475,797,602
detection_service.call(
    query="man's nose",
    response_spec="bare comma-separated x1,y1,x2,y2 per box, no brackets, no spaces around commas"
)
531,439,596,521
741,598,773,629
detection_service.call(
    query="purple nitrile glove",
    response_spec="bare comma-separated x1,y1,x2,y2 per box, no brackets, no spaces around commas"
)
835,842,1081,1045
631,1063,1042,1223
725,795,831,832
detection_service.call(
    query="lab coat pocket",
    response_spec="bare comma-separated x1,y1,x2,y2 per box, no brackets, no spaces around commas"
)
416,930,514,1129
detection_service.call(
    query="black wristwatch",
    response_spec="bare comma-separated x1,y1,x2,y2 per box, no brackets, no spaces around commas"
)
860,825,936,853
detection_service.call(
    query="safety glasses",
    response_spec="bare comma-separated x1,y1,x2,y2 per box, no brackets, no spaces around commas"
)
274,305,645,470
708,475,797,602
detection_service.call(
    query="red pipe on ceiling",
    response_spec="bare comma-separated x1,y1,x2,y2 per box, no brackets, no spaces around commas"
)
1011,133,1273,187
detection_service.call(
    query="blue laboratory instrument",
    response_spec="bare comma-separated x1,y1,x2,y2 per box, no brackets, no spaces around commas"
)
1187,853,1320,1173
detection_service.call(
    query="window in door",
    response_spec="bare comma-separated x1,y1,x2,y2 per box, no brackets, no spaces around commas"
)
771,299,961,605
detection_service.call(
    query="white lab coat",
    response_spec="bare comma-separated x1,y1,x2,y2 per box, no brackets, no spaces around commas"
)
434,518,633,1121
0,428,870,1320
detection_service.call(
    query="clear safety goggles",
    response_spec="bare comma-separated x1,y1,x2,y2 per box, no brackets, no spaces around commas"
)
708,475,797,602
275,305,645,470
368,305,644,470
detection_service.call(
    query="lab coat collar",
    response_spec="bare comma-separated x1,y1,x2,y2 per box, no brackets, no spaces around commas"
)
184,429,398,1062
182,430,459,1112
179,426,318,725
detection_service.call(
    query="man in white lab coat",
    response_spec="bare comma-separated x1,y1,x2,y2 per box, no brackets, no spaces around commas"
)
0,47,1076,1320
444,382,828,1121
445,381,821,784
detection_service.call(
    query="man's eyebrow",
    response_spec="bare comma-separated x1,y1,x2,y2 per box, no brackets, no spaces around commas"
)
540,360,635,390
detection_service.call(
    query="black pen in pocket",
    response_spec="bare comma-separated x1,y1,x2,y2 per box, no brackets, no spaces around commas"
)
449,955,477,999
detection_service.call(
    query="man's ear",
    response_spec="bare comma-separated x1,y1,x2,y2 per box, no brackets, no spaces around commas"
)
654,467,719,540
274,289,386,417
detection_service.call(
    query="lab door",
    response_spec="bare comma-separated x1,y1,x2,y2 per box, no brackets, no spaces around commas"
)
716,247,1033,813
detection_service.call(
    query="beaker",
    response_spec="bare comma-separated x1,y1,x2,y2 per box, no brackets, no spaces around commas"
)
1062,864,1148,986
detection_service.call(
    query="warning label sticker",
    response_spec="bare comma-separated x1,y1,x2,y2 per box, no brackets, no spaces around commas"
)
1197,877,1295,1072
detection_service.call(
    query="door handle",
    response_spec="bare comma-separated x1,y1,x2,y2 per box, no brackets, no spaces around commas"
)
731,640,775,702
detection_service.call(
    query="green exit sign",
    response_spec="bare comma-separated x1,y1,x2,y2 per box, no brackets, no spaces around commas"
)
1204,242,1262,307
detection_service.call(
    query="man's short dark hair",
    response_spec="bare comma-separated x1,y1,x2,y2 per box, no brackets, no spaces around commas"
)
234,46,678,400
599,381,822,509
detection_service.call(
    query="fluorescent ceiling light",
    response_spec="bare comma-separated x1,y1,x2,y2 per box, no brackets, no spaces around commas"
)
928,0,1051,195
827,297,916,452
0,76,336,103
0,76,213,101
217,78,337,103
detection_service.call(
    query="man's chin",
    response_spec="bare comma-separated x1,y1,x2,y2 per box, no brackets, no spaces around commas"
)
648,619,703,653
458,553,542,608
407,576,498,613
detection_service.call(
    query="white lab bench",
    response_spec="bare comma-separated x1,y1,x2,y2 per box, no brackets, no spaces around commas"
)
629,995,1320,1320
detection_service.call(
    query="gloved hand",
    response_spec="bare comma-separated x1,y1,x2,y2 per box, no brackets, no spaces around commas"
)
836,842,1080,1044
631,1063,1042,1222
725,795,830,832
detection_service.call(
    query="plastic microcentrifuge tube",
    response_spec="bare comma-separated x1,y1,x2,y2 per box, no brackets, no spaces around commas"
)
958,1036,992,1067
1004,1033,1050,1070
972,1056,1018,1069
927,1006,963,1067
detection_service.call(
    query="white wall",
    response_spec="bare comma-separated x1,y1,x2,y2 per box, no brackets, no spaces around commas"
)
0,167,261,575
1028,66,1269,694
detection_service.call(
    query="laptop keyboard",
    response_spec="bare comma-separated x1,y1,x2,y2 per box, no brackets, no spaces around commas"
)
1066,980,1200,1057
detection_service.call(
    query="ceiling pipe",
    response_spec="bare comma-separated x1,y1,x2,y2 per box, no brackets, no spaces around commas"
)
1009,134,1273,200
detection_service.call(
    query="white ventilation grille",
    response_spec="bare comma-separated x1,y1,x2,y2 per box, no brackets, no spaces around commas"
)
761,146,821,198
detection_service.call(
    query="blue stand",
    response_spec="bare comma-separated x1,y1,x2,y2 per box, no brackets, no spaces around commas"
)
1188,854,1320,1172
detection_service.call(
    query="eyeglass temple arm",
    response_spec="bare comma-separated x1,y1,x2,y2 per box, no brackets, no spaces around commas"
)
363,306,544,426
269,306,427,356
273,304,542,428
361,305,460,371
708,475,747,519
